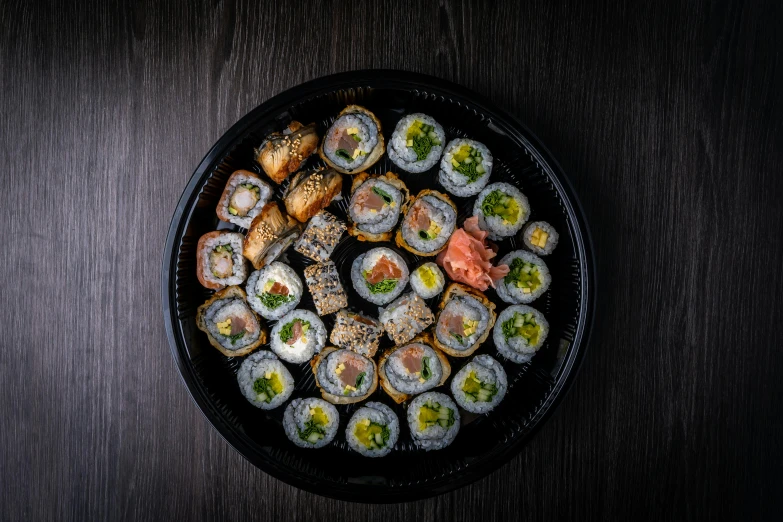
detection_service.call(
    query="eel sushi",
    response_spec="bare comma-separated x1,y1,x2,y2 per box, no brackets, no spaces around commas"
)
242,202,302,270
256,121,319,184
282,167,343,223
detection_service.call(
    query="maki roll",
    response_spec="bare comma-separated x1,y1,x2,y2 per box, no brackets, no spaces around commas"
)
215,170,273,229
319,105,384,174
283,397,339,449
304,260,348,316
196,286,267,357
347,172,410,242
378,292,435,346
236,351,294,409
196,231,247,290
407,392,460,451
345,402,400,458
282,167,343,223
432,283,496,358
256,121,319,184
473,182,530,240
410,262,445,299
293,210,346,262
311,347,378,404
494,305,549,363
351,247,409,306
495,250,551,304
522,221,560,256
246,262,302,320
243,202,302,270
439,138,493,197
450,355,507,414
270,309,327,364
387,113,445,173
396,190,457,256
378,336,451,404
329,309,384,358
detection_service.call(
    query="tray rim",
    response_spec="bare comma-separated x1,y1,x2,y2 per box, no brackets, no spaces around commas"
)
161,69,596,503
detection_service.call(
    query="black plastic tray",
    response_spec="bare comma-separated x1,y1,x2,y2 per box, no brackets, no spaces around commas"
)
161,70,595,502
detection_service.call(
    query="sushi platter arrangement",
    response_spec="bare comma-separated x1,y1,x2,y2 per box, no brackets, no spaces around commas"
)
163,71,593,501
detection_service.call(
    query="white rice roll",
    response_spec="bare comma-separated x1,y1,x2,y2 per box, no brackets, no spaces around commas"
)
410,262,445,299
407,392,460,451
438,138,493,197
522,221,560,256
283,397,339,449
345,402,400,457
270,309,326,364
494,305,549,363
495,250,551,304
399,195,457,254
473,182,530,239
246,262,302,319
434,294,492,354
316,349,376,399
450,355,507,413
349,178,404,234
387,113,445,173
383,343,445,395
236,351,294,409
322,113,380,171
351,247,409,306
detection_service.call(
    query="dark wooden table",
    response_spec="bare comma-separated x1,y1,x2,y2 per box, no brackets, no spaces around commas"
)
2,0,781,520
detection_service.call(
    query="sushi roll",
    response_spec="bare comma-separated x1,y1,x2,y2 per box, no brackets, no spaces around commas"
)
410,262,445,299
378,292,435,346
351,247,409,306
282,167,343,223
243,202,302,270
304,260,348,316
311,347,378,404
450,355,507,413
432,283,496,358
438,138,493,197
378,336,451,404
293,210,346,262
246,262,303,320
395,190,457,257
196,286,267,357
319,105,384,175
347,172,410,242
329,309,384,358
215,170,273,229
495,250,551,304
345,402,400,458
269,309,327,364
387,113,445,173
522,221,560,256
283,397,339,449
472,182,530,240
236,351,294,409
494,305,549,363
256,121,319,184
196,231,247,290
407,392,460,451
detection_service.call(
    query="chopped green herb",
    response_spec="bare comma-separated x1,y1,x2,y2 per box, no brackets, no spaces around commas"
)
503,257,542,290
279,319,311,343
362,272,398,294
335,149,353,161
227,332,245,344
298,419,326,442
252,377,278,402
453,148,486,183
258,292,294,310
421,357,432,380
481,190,520,223
412,134,436,161
355,372,366,388
371,186,393,204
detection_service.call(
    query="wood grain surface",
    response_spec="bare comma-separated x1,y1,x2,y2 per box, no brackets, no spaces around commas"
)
1,0,782,520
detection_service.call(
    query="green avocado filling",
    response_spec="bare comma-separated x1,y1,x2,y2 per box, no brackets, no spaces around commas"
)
481,190,521,223
335,148,353,161
258,292,294,310
252,373,284,403
501,312,541,344
278,319,310,343
420,356,432,380
226,332,245,344
298,407,329,444
406,120,442,161
504,258,542,294
461,371,498,402
371,186,394,204
355,372,366,388
451,333,466,345
450,145,486,183
418,401,455,430
363,272,398,294
354,420,391,450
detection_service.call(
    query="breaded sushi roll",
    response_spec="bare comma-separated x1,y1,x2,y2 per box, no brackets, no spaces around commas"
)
473,182,530,240
351,247,409,306
438,138,493,197
319,105,384,175
196,231,248,290
494,305,549,363
347,172,409,242
407,392,460,451
243,202,302,270
270,309,326,364
283,167,343,223
346,402,400,458
311,347,378,404
216,170,273,229
378,336,451,404
236,351,294,409
304,260,348,316
432,283,496,358
378,292,434,346
395,190,457,256
196,286,267,357
495,250,551,304
293,210,346,262
283,397,339,449
256,121,319,184
246,262,302,320
410,262,445,299
450,355,507,414
387,113,445,173
329,309,384,358
522,221,559,256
